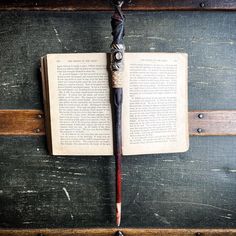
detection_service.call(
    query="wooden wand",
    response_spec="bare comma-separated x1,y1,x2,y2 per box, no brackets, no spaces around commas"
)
110,0,125,227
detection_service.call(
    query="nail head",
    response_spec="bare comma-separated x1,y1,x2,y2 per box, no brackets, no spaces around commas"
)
197,128,202,133
35,128,41,133
115,231,124,236
38,114,43,119
198,113,204,119
200,2,205,7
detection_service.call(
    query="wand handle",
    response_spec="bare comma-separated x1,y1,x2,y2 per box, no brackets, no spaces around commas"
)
110,0,125,227
114,88,122,226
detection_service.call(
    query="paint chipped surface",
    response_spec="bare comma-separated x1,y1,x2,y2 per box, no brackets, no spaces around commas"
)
63,187,71,201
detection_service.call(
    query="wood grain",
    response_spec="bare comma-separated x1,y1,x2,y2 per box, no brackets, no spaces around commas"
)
0,0,236,11
0,11,236,229
0,110,45,135
1,136,236,228
1,109,236,136
1,228,236,236
189,110,236,136
0,12,235,111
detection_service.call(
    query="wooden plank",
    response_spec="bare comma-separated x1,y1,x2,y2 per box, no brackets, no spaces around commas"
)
0,12,236,110
189,110,236,136
1,228,236,236
1,109,236,136
0,0,236,11
0,110,45,136
1,135,236,228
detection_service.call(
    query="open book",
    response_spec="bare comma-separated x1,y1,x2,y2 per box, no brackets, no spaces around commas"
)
41,53,189,155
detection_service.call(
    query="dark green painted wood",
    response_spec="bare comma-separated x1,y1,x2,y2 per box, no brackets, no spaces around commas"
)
0,12,236,109
0,136,236,228
0,11,236,228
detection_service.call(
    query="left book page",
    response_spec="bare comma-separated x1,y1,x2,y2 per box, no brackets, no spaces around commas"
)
41,53,113,155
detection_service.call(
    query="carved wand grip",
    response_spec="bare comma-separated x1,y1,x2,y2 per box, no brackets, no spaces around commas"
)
110,0,125,227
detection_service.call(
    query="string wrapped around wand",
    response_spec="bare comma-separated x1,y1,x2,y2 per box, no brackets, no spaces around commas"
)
110,0,125,227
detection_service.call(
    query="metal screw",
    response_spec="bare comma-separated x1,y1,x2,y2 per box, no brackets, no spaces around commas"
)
198,113,204,119
197,128,202,133
115,231,124,236
38,114,43,119
35,128,41,133
199,2,205,7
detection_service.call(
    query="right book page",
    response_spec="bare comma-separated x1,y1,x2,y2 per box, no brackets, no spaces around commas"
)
122,53,189,155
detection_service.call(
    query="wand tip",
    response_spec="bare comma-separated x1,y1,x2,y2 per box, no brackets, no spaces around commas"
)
116,202,121,227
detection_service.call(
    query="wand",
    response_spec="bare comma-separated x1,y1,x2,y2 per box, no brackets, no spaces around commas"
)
110,0,125,227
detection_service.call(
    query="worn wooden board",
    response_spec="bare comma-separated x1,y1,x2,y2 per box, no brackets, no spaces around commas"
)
0,11,236,229
1,228,236,236
0,136,236,228
0,0,236,11
189,110,236,136
0,110,44,135
0,12,235,110
2,110,236,136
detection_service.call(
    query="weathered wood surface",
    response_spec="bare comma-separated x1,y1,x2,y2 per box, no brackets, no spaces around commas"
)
0,0,236,11
1,228,236,236
0,110,44,135
0,12,235,110
0,11,236,229
2,110,236,136
190,110,236,136
0,136,236,228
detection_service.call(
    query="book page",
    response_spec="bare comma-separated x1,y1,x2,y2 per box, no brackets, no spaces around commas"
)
122,53,189,155
45,53,113,155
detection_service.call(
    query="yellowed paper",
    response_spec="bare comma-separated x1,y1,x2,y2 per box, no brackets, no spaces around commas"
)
41,52,188,156
46,53,113,155
122,53,189,155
